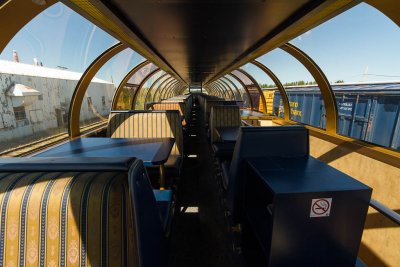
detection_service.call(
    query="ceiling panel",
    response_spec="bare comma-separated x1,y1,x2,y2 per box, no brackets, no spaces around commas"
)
99,0,325,83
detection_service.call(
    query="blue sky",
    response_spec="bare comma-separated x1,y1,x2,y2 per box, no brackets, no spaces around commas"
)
0,3,144,84
1,2,399,85
247,3,400,84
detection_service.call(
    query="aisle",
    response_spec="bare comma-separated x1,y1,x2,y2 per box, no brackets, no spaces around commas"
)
167,104,240,267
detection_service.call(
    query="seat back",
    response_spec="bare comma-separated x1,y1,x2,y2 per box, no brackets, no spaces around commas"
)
227,126,309,222
162,98,191,120
107,110,183,156
209,105,241,144
148,102,187,126
204,100,238,124
128,160,168,267
149,102,185,117
0,157,141,267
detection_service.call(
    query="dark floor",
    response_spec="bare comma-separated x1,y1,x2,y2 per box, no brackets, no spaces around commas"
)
167,104,244,267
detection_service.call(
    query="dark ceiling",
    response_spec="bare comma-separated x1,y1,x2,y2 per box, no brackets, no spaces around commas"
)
99,0,326,84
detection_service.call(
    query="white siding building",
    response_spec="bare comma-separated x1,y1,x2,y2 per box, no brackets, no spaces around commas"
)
0,60,114,144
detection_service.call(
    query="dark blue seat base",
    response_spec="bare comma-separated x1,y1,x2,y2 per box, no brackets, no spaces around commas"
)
154,190,174,233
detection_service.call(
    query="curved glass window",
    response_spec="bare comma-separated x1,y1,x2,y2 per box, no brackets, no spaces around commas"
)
134,69,164,109
166,82,182,99
156,78,177,101
144,71,168,105
257,49,324,128
221,77,242,101
81,48,145,126
206,84,219,97
241,63,281,115
234,68,266,113
212,81,229,99
289,3,400,150
216,80,234,100
148,74,172,103
0,3,116,154
225,74,251,109
154,77,174,102
113,62,158,110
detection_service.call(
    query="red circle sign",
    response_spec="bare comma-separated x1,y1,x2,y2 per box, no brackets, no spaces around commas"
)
312,199,330,215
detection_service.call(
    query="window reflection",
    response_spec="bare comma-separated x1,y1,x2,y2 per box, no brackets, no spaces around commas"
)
81,48,145,126
288,2,400,150
0,3,117,154
240,63,279,115
256,49,325,128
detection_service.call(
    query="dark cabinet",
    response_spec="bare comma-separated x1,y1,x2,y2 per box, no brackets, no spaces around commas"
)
244,156,372,267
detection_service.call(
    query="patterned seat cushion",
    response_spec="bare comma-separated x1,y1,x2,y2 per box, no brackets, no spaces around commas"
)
0,171,137,267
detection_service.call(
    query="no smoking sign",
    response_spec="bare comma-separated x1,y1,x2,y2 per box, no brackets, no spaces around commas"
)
310,198,332,217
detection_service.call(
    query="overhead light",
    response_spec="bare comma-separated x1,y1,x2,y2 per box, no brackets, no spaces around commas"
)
32,0,46,5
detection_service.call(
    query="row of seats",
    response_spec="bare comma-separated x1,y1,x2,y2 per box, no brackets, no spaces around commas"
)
0,157,172,267
223,126,309,222
108,94,193,186
146,95,193,128
196,94,310,224
196,94,245,161
108,112,184,185
0,95,193,266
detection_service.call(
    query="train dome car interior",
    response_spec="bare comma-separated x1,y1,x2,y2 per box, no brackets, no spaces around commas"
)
0,0,399,266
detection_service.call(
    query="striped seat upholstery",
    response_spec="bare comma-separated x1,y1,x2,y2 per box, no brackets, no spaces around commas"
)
210,105,241,144
148,103,187,127
204,100,237,125
107,111,183,175
162,99,191,122
0,171,137,267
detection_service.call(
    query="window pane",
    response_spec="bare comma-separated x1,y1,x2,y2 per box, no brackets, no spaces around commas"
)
147,74,172,103
80,48,145,126
289,3,400,150
134,70,165,109
225,75,251,109
0,3,116,154
240,63,278,115
257,49,325,128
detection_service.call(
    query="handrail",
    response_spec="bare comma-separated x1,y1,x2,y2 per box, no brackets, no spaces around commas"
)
369,198,400,225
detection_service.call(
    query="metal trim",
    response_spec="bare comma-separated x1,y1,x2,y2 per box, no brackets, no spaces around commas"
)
144,73,169,108
221,77,243,101
156,78,176,101
218,78,238,100
251,60,290,121
211,82,227,99
69,42,127,138
236,68,268,114
161,80,179,100
227,73,254,110
205,0,357,84
0,0,57,54
209,84,222,98
215,80,235,100
130,67,161,109
112,60,150,109
280,43,337,133
153,77,174,102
